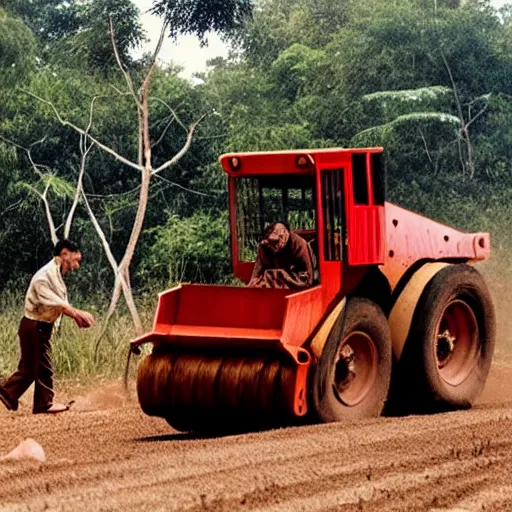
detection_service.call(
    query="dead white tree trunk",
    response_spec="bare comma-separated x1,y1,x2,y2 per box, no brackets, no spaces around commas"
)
22,18,209,344
0,94,103,246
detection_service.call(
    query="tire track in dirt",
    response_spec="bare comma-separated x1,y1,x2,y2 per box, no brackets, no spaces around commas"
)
2,402,512,511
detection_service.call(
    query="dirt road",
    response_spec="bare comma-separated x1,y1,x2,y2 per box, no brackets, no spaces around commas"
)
1,361,512,512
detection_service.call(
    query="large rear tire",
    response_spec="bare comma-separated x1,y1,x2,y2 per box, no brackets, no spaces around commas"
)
398,264,495,412
311,298,392,422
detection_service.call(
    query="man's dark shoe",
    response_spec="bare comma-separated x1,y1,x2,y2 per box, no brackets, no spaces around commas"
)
0,389,17,411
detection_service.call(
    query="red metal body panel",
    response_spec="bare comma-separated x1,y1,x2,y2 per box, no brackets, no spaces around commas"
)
228,177,244,282
343,152,385,266
152,285,288,332
381,202,490,290
221,149,351,177
314,159,341,310
348,207,386,265
281,286,325,347
133,284,326,354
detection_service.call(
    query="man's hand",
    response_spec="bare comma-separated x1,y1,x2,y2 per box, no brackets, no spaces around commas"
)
73,310,95,328
63,306,95,328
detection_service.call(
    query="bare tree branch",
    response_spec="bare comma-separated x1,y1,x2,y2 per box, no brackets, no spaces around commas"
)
120,265,142,333
418,128,435,171
439,49,477,178
151,115,176,149
196,133,229,141
0,198,24,215
39,182,58,245
154,174,216,197
64,96,99,238
109,84,133,97
110,15,146,169
138,109,144,167
28,135,49,152
150,98,188,132
0,134,52,173
0,134,59,243
94,274,124,360
21,90,144,172
81,189,123,277
153,113,209,175
150,112,174,130
0,133,28,153
109,15,142,111
0,133,46,153
87,185,142,199
137,21,168,170
143,21,168,96
465,102,490,131
80,182,142,349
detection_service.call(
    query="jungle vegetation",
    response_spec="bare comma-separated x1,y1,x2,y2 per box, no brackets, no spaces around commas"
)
1,0,512,375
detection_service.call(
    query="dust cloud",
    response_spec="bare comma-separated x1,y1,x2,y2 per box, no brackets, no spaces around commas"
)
477,256,512,406
70,383,130,412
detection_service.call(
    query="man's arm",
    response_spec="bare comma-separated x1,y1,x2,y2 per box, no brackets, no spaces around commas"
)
302,243,314,286
292,236,314,286
61,305,96,328
248,244,267,287
34,280,95,328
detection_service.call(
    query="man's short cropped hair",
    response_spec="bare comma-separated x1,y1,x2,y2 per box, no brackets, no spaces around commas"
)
53,239,80,257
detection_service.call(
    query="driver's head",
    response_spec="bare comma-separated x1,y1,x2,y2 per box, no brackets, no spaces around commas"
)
264,222,290,253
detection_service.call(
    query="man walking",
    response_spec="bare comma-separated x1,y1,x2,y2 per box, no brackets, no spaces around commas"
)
0,239,95,414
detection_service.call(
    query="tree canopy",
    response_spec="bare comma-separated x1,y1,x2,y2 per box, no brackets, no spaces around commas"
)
151,0,253,41
1,0,512,298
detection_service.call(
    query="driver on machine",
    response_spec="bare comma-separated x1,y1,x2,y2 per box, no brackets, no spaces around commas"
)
248,221,313,290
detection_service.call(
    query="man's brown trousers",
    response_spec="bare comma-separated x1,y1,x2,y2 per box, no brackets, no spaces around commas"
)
0,317,54,413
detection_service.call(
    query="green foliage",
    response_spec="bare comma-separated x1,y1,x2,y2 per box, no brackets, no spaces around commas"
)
149,212,230,285
0,8,37,88
234,0,349,67
1,0,512,357
1,0,82,44
472,94,512,183
362,86,454,122
53,0,145,73
325,0,512,101
18,171,76,202
151,0,252,41
271,44,327,101
141,211,231,286
352,112,460,147
3,0,144,73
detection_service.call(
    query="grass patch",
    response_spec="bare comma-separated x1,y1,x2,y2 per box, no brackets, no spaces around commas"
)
0,291,155,382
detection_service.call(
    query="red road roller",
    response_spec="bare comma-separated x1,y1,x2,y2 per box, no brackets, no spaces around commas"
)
131,148,495,432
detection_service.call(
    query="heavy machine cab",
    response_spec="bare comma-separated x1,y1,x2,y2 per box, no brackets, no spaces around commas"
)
132,147,495,433
223,148,385,295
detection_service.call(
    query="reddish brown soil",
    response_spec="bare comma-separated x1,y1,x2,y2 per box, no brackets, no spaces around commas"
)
1,360,512,511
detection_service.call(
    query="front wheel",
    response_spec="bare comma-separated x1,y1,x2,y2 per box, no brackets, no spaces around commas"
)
311,298,392,422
